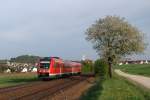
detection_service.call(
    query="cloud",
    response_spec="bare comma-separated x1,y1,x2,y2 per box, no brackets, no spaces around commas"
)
0,0,149,59
0,31,31,41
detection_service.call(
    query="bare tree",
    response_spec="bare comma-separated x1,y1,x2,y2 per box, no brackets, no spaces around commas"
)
85,16,145,78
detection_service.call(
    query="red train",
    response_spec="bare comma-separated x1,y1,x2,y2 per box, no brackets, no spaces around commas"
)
37,57,82,79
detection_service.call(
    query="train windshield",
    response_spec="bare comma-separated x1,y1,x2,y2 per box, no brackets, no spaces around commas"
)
40,61,50,69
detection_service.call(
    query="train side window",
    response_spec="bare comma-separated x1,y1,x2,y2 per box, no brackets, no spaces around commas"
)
64,65,68,68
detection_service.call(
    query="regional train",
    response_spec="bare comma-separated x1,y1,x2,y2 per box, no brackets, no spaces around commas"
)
37,57,82,79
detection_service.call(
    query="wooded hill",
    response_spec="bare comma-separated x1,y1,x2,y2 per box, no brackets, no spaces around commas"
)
10,55,40,64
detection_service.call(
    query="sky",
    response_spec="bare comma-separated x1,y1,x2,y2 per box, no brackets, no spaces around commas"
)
0,0,150,60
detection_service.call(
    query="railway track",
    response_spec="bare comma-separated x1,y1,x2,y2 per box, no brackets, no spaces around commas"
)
0,75,90,100
0,81,43,93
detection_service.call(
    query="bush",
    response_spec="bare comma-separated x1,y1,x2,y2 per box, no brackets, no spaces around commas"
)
94,59,108,78
81,60,94,74
0,63,9,73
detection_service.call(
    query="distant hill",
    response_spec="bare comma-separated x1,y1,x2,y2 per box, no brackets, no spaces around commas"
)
10,55,40,63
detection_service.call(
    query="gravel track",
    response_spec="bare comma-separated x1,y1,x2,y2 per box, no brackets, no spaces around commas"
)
115,69,150,89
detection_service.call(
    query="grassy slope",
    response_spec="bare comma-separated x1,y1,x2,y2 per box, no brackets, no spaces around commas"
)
80,75,150,100
116,64,150,77
0,73,38,88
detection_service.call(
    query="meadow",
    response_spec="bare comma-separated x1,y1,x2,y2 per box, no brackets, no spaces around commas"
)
116,64,150,77
0,73,38,88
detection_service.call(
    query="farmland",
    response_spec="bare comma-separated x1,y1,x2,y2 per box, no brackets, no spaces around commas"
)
116,64,150,77
0,73,37,88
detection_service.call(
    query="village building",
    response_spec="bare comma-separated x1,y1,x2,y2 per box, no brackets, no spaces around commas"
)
4,69,11,73
21,68,28,72
31,67,37,72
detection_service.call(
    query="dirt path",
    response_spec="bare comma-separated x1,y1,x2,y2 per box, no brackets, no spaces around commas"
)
115,69,150,89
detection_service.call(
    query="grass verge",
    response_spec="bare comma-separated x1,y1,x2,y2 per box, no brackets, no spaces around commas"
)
80,74,150,100
0,73,38,88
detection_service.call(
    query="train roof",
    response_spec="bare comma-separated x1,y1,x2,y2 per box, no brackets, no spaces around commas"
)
40,57,51,61
40,57,81,64
40,57,60,60
51,57,60,59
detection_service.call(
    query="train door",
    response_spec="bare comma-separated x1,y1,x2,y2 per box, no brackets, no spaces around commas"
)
54,62,58,74
60,63,64,76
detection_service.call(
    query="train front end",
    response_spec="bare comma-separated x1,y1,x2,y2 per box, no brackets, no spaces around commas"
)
37,57,51,79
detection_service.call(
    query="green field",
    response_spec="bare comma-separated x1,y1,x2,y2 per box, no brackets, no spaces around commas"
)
116,64,150,77
0,73,38,88
80,74,150,100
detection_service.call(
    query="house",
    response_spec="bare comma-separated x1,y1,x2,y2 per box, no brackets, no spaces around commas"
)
21,68,28,72
119,62,123,65
145,60,148,64
140,60,144,64
4,69,11,73
31,67,37,72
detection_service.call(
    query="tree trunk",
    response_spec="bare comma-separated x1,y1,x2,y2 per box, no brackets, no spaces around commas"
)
108,62,112,78
108,56,112,78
